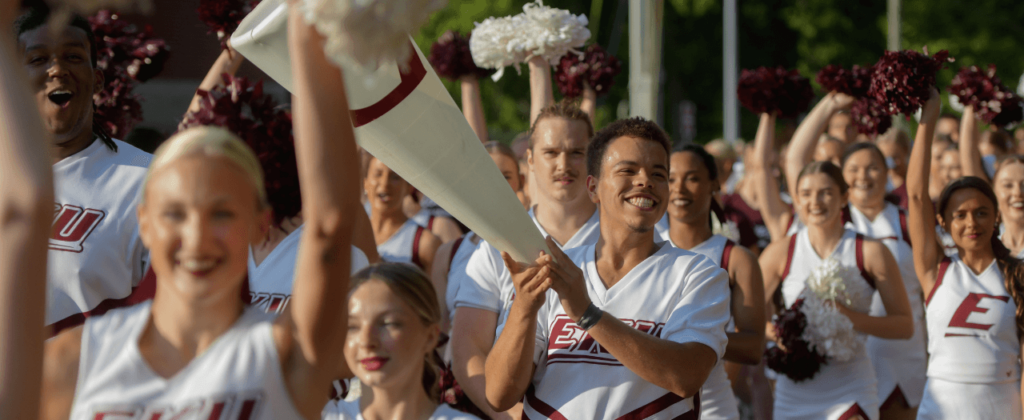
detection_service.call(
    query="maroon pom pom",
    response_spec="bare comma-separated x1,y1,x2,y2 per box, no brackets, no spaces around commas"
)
197,0,259,49
428,30,493,81
868,48,954,116
947,65,1022,126
764,299,827,382
737,66,814,119
850,98,892,136
180,75,301,228
555,44,622,99
816,64,871,98
92,66,143,138
991,95,1024,127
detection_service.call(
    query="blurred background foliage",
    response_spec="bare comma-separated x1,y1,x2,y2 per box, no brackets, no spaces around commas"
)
413,0,1024,144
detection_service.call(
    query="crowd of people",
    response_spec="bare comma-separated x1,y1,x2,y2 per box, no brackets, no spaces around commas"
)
0,1,1022,420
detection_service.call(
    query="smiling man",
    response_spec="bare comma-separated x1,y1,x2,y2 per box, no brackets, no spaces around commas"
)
16,7,151,332
484,117,731,419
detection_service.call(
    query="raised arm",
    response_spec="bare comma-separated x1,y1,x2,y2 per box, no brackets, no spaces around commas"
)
722,245,766,365
751,112,792,241
461,76,488,142
907,89,944,296
528,56,554,126
785,92,854,199
0,14,54,420
276,6,359,417
186,43,246,115
580,83,596,124
958,105,988,182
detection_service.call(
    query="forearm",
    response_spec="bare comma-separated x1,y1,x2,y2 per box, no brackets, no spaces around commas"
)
723,331,765,365
484,303,540,411
751,113,789,240
959,105,986,180
0,32,53,420
843,310,913,339
580,84,596,123
287,6,357,360
786,97,836,197
587,315,715,398
460,77,488,142
528,57,553,126
187,48,246,114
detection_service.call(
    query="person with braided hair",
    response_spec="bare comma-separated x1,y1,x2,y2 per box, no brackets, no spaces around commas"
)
907,88,1024,419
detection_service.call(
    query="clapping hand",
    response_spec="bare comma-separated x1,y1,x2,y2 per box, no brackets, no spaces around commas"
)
536,236,593,323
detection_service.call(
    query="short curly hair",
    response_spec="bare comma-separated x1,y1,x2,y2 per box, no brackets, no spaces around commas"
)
586,117,671,177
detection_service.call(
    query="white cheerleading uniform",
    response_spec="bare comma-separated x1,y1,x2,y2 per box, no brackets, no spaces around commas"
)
69,302,304,420
377,219,427,269
49,139,151,329
526,243,730,420
845,204,927,407
918,256,1022,420
774,229,880,420
444,232,482,321
248,225,369,314
669,235,740,420
323,398,480,420
453,208,599,336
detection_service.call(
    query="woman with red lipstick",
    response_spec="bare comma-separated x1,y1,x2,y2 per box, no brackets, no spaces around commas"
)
772,98,929,418
39,8,360,420
759,157,913,418
324,263,479,420
666,144,765,420
907,90,1024,419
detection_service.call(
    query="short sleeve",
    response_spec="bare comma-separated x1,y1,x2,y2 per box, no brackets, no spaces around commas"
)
660,256,731,359
452,241,504,313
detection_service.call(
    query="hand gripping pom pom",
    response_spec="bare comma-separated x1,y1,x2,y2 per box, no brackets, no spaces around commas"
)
816,64,872,98
737,66,813,119
868,48,954,116
764,299,826,382
555,43,621,98
298,0,446,72
428,30,494,81
470,0,591,81
88,10,170,137
948,65,1024,126
198,0,260,49
180,75,301,229
850,98,892,136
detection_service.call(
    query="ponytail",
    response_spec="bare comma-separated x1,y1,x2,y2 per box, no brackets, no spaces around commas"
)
990,234,1024,340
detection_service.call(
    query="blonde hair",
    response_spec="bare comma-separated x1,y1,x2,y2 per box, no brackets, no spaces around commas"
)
143,126,267,207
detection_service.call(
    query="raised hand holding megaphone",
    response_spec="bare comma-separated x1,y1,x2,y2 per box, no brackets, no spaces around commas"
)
231,0,548,263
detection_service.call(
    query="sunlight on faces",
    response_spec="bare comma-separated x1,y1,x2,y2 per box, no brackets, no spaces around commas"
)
814,139,844,166
939,189,998,252
667,151,717,225
936,117,960,142
994,161,1024,224
827,113,857,144
842,149,887,209
939,149,963,186
527,117,591,203
139,155,268,303
345,280,439,390
795,173,848,227
490,152,522,191
364,157,411,214
19,23,102,144
588,136,668,233
876,139,908,180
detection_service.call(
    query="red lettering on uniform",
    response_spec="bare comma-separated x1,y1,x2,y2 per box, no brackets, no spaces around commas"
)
550,317,581,351
93,394,262,420
249,292,291,314
546,315,665,364
49,204,106,252
93,411,136,420
948,293,1011,331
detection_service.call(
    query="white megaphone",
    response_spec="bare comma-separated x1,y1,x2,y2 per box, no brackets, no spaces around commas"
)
231,0,548,263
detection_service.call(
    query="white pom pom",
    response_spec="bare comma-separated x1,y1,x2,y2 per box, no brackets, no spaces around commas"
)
299,0,447,72
470,0,590,81
799,258,865,362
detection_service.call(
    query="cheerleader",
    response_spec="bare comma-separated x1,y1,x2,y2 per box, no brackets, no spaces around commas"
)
367,155,442,274
323,263,480,420
39,9,360,419
759,157,913,419
959,104,1024,258
907,89,1024,419
0,12,54,417
783,102,929,417
666,144,766,420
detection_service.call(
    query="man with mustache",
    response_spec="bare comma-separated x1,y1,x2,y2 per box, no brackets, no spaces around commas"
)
485,117,730,418
16,7,151,333
448,91,600,416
